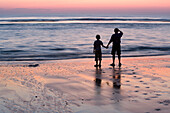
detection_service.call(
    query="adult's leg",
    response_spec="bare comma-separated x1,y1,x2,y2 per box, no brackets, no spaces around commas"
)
118,54,121,64
112,54,115,66
118,45,121,67
111,48,116,66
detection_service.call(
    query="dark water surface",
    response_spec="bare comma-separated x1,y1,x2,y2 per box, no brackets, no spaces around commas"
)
0,17,170,61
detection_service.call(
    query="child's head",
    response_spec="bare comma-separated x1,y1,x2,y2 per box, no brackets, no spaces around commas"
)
96,34,100,40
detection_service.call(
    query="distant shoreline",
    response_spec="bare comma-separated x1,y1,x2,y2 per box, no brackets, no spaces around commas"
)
0,55,169,65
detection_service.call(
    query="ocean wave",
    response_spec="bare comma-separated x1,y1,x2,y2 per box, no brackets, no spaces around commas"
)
0,53,169,61
0,17,170,23
0,45,169,61
123,46,170,52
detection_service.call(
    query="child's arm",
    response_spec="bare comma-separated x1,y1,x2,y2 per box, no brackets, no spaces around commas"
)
102,45,107,48
101,41,107,49
93,43,96,53
93,49,96,53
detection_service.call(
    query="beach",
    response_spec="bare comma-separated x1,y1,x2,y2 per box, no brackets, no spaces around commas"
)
0,56,170,113
1,0,170,113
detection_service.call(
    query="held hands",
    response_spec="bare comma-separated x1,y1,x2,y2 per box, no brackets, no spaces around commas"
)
93,49,96,54
103,45,108,49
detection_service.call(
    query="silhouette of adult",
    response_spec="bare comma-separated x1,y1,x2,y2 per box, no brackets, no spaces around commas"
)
106,28,123,67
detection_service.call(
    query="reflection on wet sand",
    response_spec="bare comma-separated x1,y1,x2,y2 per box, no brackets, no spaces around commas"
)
93,67,103,105
112,67,121,89
94,67,102,87
111,67,122,105
94,67,121,89
93,66,122,106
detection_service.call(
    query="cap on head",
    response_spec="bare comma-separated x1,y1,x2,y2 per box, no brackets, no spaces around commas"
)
96,34,100,40
114,28,119,33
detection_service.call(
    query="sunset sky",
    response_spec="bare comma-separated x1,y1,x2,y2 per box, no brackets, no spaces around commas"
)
0,0,170,15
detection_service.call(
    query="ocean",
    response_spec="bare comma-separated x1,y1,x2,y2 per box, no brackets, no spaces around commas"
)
0,16,170,61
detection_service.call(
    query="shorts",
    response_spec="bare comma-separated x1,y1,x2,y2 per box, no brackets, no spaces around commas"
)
95,50,102,61
111,45,121,55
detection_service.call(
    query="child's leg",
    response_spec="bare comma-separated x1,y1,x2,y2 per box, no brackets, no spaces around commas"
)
98,51,102,67
94,60,98,67
96,60,98,65
95,52,98,67
95,54,98,67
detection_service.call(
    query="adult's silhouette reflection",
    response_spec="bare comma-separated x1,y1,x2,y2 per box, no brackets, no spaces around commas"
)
112,67,121,89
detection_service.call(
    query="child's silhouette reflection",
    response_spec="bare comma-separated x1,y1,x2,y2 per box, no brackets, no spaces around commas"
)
95,67,102,87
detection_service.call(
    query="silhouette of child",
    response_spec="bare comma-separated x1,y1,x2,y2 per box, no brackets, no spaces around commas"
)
93,34,107,67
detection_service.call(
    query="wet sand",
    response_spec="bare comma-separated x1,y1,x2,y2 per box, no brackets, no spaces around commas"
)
0,56,170,113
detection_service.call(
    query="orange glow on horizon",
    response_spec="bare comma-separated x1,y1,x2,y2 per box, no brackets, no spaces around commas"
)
0,0,170,10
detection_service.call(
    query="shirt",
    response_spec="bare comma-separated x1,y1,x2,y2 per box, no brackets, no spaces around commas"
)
110,32,123,46
94,40,103,51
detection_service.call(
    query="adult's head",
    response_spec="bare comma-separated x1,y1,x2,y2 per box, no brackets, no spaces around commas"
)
114,28,119,34
96,34,100,40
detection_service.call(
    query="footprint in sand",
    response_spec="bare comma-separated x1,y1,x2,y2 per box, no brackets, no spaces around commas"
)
164,104,169,106
146,87,150,88
158,100,170,106
150,96,158,99
124,84,131,86
126,80,130,82
134,90,139,92
155,94,161,96
135,86,140,88
137,77,142,79
155,108,161,111
159,102,163,104
139,81,144,82
143,93,148,95
145,98,151,100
